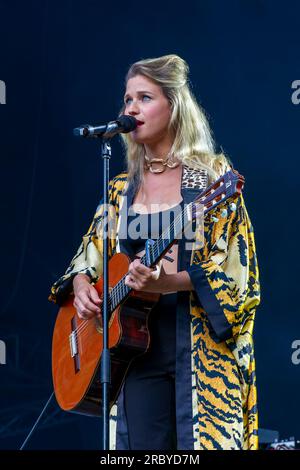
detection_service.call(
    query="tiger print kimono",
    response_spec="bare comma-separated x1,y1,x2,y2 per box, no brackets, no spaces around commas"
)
49,164,260,450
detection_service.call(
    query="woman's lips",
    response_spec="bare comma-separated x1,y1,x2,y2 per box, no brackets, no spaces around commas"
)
136,120,144,126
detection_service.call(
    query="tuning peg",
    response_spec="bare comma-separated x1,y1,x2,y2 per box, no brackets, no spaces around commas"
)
220,208,228,218
229,202,236,212
211,215,219,223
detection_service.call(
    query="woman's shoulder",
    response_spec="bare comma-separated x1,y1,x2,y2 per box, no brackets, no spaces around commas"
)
109,171,129,191
108,172,129,204
212,154,233,178
110,171,128,185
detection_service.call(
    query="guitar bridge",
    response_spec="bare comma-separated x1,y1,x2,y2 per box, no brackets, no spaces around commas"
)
69,316,80,372
69,331,78,358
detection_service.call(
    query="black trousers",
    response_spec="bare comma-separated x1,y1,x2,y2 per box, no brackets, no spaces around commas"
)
124,293,177,450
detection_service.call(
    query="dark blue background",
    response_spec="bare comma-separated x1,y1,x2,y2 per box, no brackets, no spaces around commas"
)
0,0,299,449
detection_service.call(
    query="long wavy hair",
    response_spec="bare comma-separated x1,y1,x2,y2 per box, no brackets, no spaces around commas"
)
119,54,231,185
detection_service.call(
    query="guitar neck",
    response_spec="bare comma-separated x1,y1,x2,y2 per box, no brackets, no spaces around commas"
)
108,202,191,313
108,168,244,314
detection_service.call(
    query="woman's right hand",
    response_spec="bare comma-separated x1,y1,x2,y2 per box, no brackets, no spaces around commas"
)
73,273,102,320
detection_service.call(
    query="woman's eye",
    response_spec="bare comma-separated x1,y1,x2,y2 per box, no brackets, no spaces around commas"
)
124,95,151,105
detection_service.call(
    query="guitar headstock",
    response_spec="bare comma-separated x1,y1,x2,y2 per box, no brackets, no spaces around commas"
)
192,169,245,221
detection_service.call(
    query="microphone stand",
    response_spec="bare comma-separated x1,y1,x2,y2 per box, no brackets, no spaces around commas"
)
73,115,137,450
99,138,111,450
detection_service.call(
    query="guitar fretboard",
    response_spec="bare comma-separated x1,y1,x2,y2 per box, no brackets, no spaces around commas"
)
106,168,243,314
108,202,192,313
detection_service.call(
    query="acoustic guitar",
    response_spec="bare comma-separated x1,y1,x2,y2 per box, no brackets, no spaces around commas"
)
52,169,244,416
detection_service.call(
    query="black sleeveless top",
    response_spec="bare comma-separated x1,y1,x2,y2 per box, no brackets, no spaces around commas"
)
126,201,183,255
124,201,183,372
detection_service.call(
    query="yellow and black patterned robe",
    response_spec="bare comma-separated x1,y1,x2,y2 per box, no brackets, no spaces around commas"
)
49,165,260,450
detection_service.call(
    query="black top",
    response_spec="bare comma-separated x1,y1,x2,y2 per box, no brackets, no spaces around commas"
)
126,201,183,255
124,201,183,371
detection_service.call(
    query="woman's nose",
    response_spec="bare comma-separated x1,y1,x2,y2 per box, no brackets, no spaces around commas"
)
127,100,139,115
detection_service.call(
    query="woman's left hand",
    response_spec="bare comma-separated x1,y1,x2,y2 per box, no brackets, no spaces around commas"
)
124,258,168,293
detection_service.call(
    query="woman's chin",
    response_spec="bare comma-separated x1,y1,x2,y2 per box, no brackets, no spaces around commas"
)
131,132,156,145
130,133,149,145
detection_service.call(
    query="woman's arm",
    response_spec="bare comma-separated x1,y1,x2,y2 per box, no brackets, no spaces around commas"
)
186,193,260,341
72,273,102,320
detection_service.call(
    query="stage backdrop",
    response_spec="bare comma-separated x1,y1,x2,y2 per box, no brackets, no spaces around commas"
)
0,0,299,449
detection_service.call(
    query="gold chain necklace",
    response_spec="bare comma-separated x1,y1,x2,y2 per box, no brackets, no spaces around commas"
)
144,152,180,173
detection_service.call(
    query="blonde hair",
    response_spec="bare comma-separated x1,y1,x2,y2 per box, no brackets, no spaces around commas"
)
119,54,231,185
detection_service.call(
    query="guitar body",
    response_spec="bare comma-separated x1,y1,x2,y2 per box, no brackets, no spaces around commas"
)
52,252,160,416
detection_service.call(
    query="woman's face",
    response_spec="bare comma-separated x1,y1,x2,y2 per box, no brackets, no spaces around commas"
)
124,74,172,145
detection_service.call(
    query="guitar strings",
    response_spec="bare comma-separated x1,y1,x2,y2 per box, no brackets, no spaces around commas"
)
74,194,213,340
73,202,192,339
70,180,228,342
73,197,209,341
61,180,231,356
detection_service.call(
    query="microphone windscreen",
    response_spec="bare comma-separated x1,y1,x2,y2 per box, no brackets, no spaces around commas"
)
118,115,137,133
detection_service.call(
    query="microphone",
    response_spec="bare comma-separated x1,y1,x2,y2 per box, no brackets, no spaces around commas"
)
73,115,137,139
